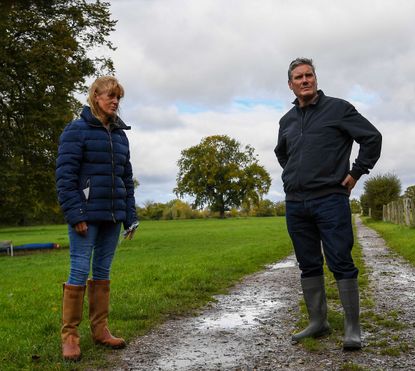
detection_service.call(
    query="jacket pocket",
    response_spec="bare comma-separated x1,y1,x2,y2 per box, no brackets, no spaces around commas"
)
82,178,90,202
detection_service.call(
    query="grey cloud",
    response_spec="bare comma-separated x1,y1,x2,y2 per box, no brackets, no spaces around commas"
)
111,0,415,108
126,104,185,131
106,0,415,203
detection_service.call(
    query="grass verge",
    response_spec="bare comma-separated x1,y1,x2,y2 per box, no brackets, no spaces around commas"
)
361,217,415,266
0,217,292,370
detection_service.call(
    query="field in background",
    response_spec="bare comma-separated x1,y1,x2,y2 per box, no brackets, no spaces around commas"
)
0,217,292,370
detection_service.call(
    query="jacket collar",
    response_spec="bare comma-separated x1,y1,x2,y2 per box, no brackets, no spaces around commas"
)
292,89,325,108
80,106,131,130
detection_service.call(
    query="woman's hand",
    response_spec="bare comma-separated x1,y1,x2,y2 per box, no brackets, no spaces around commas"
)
74,221,88,236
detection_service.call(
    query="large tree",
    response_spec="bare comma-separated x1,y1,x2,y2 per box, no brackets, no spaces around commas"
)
362,173,401,220
0,0,116,225
174,135,271,218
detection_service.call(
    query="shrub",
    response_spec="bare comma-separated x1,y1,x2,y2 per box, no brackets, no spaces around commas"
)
362,173,401,220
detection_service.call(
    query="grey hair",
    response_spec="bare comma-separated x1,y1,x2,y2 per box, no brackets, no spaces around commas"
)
288,58,316,81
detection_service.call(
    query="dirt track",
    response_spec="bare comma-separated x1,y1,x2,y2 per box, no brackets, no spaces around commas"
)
115,216,415,370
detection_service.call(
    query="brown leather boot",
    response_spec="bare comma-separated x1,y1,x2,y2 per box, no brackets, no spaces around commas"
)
61,283,85,361
87,279,126,349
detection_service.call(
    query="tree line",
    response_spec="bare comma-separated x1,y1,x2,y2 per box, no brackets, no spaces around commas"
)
137,198,287,221
139,172,413,222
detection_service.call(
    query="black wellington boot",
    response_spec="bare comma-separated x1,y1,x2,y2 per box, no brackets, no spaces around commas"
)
337,278,362,350
292,275,330,342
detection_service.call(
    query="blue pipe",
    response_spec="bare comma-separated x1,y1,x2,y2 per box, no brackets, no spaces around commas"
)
13,243,59,250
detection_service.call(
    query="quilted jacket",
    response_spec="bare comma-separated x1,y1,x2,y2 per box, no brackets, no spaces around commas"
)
56,106,137,228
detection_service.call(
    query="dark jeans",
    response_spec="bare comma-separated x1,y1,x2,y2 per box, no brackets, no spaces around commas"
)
286,193,358,280
67,221,121,285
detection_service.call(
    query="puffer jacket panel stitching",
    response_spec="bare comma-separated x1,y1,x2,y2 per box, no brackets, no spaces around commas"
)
56,106,137,227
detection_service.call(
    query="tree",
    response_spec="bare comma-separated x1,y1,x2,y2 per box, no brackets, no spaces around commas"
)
174,135,271,218
403,185,415,200
0,1,116,225
350,198,361,214
162,199,200,220
275,201,286,216
359,193,369,216
252,199,276,217
139,200,166,220
362,173,401,220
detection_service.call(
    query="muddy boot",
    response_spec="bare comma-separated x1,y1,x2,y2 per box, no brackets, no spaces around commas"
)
292,275,330,342
337,278,362,350
61,283,86,361
88,279,126,349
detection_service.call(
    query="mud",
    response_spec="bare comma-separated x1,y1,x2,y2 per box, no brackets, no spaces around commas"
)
115,216,415,370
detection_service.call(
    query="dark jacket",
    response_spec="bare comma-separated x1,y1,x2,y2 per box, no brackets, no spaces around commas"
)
274,90,382,201
56,106,137,228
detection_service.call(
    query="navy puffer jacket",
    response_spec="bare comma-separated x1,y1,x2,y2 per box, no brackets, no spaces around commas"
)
56,106,137,229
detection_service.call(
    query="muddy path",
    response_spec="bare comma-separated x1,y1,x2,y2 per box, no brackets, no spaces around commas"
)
115,216,415,370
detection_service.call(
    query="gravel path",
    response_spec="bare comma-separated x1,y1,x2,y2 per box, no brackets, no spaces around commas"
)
115,216,415,370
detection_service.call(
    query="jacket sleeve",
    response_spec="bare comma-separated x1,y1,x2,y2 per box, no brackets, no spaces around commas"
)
122,146,138,230
55,124,87,226
274,120,288,169
341,103,382,180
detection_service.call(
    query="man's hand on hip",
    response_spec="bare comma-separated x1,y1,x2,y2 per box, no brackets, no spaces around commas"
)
342,174,357,194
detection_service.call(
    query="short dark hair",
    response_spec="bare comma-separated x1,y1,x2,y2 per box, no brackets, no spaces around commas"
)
288,58,316,81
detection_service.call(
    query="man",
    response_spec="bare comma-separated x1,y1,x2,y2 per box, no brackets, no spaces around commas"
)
275,58,381,350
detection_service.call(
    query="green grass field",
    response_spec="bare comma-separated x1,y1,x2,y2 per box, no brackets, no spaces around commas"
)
0,217,292,370
362,218,415,266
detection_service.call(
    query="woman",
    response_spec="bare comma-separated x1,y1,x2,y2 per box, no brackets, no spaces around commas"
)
56,76,138,361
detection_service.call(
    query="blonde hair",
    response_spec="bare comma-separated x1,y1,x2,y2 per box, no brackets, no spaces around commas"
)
87,76,125,123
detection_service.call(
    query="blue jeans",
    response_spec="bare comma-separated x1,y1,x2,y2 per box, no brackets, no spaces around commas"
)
285,193,358,280
67,221,121,285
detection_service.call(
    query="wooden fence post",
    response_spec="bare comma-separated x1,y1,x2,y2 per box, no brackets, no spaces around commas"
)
383,198,415,227
404,198,411,226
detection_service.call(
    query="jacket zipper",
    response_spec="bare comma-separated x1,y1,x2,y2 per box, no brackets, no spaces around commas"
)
107,127,116,223
297,109,306,192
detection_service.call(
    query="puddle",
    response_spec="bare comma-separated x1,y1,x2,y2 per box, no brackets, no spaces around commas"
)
195,259,296,331
198,300,282,330
268,259,297,270
199,311,259,329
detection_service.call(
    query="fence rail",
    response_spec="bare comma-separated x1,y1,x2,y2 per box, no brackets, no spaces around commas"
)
383,198,415,227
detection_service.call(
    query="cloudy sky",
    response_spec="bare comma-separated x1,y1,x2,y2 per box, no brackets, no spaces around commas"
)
86,0,415,206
